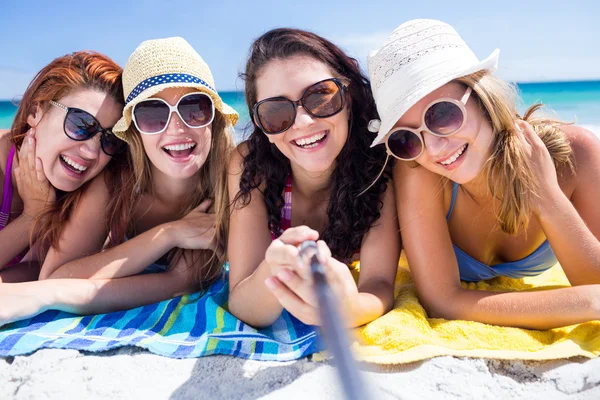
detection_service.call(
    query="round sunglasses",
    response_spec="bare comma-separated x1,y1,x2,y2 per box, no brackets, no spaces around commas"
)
132,92,215,135
50,101,126,157
253,78,347,135
383,87,473,161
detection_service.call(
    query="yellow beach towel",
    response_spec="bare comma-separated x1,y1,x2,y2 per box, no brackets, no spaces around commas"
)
351,259,600,364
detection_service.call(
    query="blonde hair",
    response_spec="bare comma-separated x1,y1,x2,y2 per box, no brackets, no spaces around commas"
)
456,71,574,235
125,111,234,289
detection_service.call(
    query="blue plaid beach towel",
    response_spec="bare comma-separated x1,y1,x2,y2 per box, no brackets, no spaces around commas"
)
0,277,321,360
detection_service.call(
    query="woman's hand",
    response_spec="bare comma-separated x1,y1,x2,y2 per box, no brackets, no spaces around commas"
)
13,129,56,217
265,234,359,326
514,120,563,215
167,200,220,256
263,226,319,278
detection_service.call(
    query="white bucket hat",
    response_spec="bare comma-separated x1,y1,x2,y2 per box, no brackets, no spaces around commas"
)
367,19,500,147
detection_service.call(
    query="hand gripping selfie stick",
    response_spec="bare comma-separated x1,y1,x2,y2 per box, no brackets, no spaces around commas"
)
299,241,370,400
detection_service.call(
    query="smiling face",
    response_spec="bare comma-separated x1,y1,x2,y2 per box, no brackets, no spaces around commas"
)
255,55,350,176
138,87,212,181
394,81,495,184
31,88,122,192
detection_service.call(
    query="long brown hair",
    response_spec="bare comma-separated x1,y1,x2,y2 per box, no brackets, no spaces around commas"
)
9,51,131,257
236,28,390,262
124,110,233,289
457,71,573,235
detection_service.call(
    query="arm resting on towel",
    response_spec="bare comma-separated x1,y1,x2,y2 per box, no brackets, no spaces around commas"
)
0,259,198,326
395,148,600,330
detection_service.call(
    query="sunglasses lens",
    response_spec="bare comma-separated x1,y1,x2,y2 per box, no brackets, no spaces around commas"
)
425,101,464,135
100,132,126,156
133,100,170,134
178,93,214,127
64,109,99,140
303,80,343,117
388,130,422,160
256,99,295,134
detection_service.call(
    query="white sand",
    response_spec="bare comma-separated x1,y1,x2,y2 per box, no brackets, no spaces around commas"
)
1,348,598,399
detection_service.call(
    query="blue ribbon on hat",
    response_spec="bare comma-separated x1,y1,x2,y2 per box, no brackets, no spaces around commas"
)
126,73,216,105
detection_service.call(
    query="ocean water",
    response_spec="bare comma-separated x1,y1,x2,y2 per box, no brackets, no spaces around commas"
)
517,80,600,134
2,81,599,139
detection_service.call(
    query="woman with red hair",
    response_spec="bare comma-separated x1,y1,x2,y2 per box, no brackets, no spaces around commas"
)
0,51,128,281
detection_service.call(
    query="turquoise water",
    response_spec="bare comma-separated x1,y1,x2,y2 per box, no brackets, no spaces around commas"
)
2,81,599,137
0,101,17,129
517,81,600,128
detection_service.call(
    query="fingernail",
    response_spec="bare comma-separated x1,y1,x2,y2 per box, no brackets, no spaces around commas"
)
28,137,33,145
278,269,291,281
264,277,278,290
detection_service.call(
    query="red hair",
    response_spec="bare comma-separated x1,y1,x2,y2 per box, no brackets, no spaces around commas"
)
10,51,133,257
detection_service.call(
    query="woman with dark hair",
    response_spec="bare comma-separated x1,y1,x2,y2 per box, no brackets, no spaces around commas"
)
227,28,401,328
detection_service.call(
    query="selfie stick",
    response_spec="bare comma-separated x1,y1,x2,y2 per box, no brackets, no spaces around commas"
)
299,241,370,400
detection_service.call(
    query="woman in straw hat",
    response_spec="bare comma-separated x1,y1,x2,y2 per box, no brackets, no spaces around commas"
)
227,28,400,328
368,19,600,329
0,37,237,325
0,51,128,282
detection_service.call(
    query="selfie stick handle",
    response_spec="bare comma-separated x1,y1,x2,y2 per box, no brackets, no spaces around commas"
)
300,241,370,400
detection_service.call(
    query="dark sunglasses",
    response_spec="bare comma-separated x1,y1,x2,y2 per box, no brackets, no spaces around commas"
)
50,101,126,157
253,78,347,135
383,87,473,160
132,92,215,135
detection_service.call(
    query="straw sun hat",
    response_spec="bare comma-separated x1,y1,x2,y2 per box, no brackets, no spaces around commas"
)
367,19,500,147
113,37,239,141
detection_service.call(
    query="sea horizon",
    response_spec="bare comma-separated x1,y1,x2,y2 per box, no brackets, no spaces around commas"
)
2,79,599,141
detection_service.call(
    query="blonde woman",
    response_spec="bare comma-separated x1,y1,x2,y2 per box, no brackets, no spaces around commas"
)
0,37,237,325
368,20,600,330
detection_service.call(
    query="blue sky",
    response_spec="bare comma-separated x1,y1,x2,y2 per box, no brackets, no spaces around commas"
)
0,0,597,99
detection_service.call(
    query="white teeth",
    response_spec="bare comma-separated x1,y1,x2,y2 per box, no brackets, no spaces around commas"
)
294,132,326,147
61,155,87,172
163,143,196,151
440,144,467,165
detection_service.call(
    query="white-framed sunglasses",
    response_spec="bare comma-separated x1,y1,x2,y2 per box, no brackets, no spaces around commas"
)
382,87,472,161
131,92,215,135
358,86,473,195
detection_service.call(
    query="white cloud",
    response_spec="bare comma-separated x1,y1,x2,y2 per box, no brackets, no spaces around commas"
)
0,68,35,100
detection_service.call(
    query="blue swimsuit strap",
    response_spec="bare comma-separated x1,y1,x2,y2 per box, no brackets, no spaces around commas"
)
446,182,459,221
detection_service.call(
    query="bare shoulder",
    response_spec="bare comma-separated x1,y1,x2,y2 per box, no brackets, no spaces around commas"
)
0,131,13,177
0,130,13,157
228,141,249,176
394,160,447,185
228,141,268,198
393,161,451,206
562,125,600,172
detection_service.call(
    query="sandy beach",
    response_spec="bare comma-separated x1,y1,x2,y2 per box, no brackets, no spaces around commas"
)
1,347,598,399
